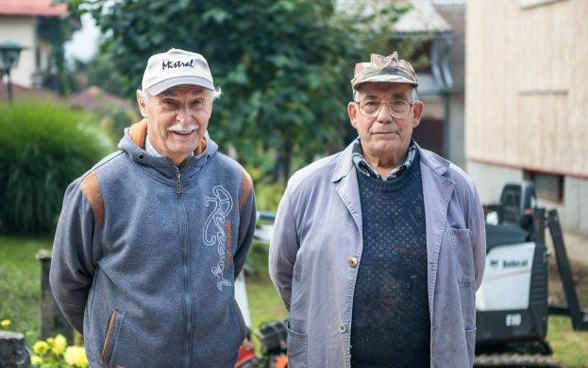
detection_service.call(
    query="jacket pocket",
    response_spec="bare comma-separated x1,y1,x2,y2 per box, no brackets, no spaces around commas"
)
232,299,247,342
286,320,307,368
449,228,475,284
100,309,123,366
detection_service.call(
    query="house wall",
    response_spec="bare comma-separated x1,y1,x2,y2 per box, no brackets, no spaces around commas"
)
469,160,588,238
38,38,53,73
466,0,588,236
0,15,37,88
447,93,465,169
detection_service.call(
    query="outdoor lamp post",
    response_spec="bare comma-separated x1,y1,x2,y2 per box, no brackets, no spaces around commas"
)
0,41,24,104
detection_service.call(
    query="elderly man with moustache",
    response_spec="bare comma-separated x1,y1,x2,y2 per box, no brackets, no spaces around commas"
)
50,48,256,368
269,51,486,368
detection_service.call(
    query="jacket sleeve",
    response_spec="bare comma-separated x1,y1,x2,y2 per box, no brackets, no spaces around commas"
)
235,185,256,280
268,185,298,311
468,184,486,290
50,180,100,334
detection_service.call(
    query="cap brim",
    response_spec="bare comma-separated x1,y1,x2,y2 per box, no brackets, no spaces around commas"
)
147,76,214,95
353,75,418,90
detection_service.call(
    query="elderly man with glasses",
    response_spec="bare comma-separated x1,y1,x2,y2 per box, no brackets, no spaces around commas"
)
270,51,486,368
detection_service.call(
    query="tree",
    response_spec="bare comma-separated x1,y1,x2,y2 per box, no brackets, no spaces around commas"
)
71,53,126,97
74,0,405,181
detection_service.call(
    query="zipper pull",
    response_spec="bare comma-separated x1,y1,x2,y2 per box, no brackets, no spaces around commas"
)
175,172,182,195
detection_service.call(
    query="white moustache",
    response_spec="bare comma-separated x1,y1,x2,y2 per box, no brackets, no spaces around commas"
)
167,123,198,134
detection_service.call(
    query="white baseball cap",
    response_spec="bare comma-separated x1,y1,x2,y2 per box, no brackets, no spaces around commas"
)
141,48,214,95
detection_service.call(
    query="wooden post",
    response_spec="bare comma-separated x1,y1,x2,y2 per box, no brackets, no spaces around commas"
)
0,330,30,368
36,250,73,342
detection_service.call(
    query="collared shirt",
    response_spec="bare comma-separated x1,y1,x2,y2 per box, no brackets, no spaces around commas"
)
145,135,164,158
351,137,417,181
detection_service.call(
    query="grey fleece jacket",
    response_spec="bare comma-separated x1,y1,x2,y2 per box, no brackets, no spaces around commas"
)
50,120,256,368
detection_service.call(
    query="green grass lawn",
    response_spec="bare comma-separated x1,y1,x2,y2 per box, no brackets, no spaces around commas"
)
549,316,588,367
1,236,588,367
0,236,50,345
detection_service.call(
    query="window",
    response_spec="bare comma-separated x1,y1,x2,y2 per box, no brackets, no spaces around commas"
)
523,170,564,202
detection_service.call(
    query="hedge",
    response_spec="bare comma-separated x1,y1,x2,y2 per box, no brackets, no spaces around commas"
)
0,100,114,236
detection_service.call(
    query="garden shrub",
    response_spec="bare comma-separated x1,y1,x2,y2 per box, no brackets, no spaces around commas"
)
0,100,114,236
254,182,285,213
30,334,89,368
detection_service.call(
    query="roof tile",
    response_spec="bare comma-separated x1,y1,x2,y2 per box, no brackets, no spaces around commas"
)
0,0,68,17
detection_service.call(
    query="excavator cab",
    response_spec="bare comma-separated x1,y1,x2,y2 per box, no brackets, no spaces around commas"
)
475,182,587,368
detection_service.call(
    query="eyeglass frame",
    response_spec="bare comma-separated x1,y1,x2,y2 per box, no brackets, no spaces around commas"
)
354,97,417,119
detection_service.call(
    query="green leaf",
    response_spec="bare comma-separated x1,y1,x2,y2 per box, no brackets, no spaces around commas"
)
202,8,231,23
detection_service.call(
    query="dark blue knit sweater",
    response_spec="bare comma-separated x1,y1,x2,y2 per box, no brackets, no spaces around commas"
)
350,150,430,368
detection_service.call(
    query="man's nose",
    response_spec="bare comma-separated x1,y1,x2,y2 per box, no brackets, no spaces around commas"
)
376,103,394,123
177,106,191,124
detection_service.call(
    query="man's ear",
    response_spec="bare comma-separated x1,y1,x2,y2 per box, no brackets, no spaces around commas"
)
136,90,148,118
347,101,359,129
411,100,424,129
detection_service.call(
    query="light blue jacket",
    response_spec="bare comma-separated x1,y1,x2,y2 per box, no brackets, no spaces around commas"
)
50,121,256,368
269,142,486,368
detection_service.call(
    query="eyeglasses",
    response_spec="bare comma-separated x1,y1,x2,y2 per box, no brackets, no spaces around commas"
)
356,99,415,118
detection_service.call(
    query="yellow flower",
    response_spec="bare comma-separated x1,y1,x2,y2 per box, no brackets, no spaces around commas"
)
0,319,11,328
32,341,50,355
46,337,54,345
64,346,88,368
30,355,42,365
51,334,68,356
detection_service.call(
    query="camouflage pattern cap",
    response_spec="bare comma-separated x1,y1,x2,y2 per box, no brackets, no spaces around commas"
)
350,51,418,90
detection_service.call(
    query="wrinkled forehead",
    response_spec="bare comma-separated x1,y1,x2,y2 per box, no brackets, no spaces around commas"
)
158,84,208,98
356,82,413,100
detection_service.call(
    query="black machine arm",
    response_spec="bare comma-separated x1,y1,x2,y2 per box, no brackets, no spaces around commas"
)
545,209,588,330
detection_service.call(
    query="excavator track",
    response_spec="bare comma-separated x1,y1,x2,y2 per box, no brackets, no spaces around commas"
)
475,354,565,368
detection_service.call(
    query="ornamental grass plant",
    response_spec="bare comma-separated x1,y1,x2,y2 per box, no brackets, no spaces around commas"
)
0,100,114,236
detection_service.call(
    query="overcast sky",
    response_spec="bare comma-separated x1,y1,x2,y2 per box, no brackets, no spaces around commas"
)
65,13,100,62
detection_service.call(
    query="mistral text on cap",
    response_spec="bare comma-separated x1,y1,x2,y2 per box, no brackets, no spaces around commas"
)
162,59,197,70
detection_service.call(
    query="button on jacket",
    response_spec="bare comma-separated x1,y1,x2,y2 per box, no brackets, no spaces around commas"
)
50,120,256,368
269,142,486,368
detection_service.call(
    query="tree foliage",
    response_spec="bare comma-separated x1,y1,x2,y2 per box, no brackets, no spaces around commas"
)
74,0,406,180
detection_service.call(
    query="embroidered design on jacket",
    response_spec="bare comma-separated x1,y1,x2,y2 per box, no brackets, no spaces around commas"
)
204,185,233,290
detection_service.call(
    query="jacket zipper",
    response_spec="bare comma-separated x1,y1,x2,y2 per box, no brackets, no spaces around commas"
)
175,168,191,368
176,171,183,195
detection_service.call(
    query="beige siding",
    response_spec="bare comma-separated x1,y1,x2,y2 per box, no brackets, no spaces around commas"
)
0,16,37,88
466,0,588,176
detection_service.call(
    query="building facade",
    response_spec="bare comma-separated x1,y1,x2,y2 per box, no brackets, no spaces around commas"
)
466,0,588,235
0,0,71,88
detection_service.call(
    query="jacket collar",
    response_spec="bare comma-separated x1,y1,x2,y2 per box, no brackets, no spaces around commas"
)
417,143,450,176
332,139,450,182
331,140,356,182
118,119,218,178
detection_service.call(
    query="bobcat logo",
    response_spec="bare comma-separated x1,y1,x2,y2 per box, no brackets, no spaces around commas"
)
204,185,233,291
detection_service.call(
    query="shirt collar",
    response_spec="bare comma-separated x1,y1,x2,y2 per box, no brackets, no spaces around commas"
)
351,137,416,181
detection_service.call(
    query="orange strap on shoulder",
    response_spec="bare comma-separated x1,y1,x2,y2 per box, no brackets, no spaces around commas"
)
239,168,253,212
80,171,105,227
